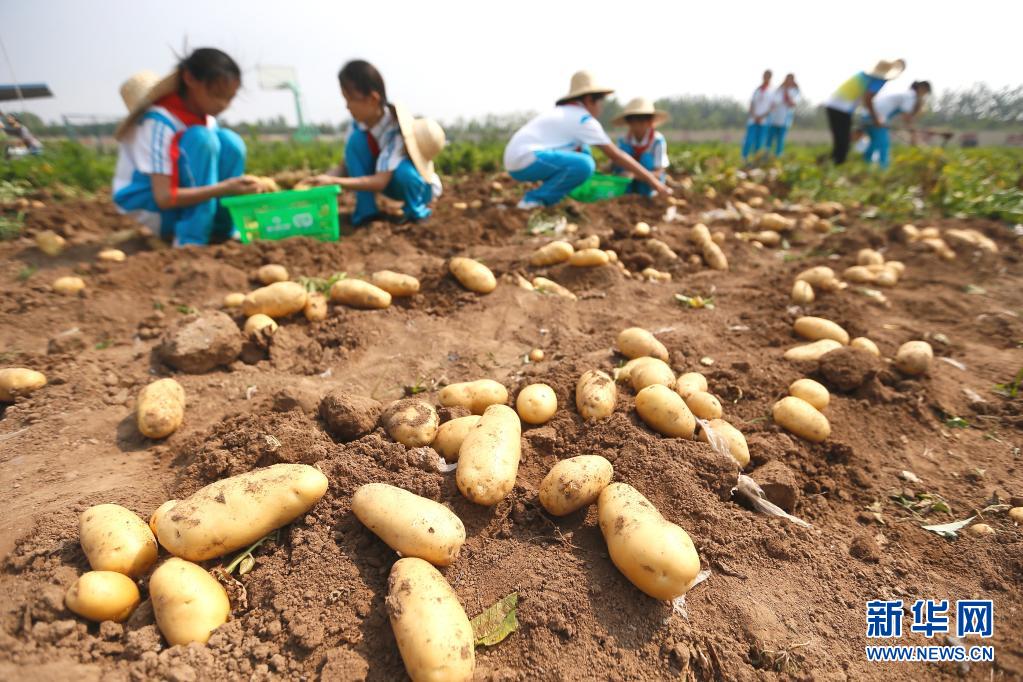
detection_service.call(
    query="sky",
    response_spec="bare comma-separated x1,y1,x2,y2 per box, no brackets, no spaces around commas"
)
1,0,1020,128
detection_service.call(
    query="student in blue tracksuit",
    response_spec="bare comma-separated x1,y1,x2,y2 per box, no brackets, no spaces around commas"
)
741,70,773,161
610,97,669,197
861,80,932,169
765,74,800,156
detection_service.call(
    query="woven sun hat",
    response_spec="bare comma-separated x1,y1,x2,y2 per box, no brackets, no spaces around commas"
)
115,70,179,140
393,102,446,179
611,97,670,126
556,70,615,105
866,59,906,81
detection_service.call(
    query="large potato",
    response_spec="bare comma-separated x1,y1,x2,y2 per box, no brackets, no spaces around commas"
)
895,340,933,376
371,270,421,297
154,463,328,561
242,281,308,317
53,276,86,295
702,241,728,270
438,379,508,415
788,378,829,410
783,339,843,362
433,415,481,463
843,265,876,284
382,399,440,447
597,483,701,600
330,279,392,309
793,316,849,345
0,368,47,402
303,292,328,321
455,404,521,505
150,558,230,645
257,263,289,284
515,383,557,425
685,391,723,420
352,484,465,566
530,240,574,266
387,558,475,682
136,378,185,439
850,337,880,357
569,248,610,267
616,327,669,362
244,314,278,335
576,370,616,420
698,419,749,467
630,357,676,391
674,372,708,399
635,384,696,438
773,396,830,442
65,571,140,623
539,455,613,516
795,266,840,291
80,504,158,577
449,257,496,294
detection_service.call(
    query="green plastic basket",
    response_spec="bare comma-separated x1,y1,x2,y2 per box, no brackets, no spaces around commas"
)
569,173,632,203
222,185,341,244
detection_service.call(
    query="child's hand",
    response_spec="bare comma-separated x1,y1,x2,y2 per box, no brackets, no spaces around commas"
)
302,174,337,187
654,180,673,197
222,175,263,196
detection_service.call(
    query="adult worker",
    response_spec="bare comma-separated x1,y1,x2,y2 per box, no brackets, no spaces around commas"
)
823,59,905,164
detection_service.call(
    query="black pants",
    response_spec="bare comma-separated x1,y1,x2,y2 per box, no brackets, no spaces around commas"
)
826,107,852,165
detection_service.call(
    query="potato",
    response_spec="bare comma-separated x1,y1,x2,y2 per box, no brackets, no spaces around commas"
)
569,248,610,267
647,238,678,261
698,419,749,467
243,281,308,317
895,340,933,376
65,571,140,623
793,316,850,345
749,230,781,246
433,415,481,463
772,396,830,442
223,292,245,308
79,504,158,577
674,372,708,398
0,367,47,402
257,263,289,284
449,257,496,294
515,383,557,425
968,523,995,537
576,370,616,420
635,384,696,438
531,276,577,300
616,327,669,362
857,248,884,266
352,483,466,566
613,357,644,383
1009,507,1023,524
690,223,711,245
642,267,671,282
386,558,475,682
685,391,723,420
919,226,940,239
98,248,126,262
528,348,544,362
149,499,176,537
630,357,676,392
604,249,619,263
136,378,185,439
329,279,392,309
456,404,521,505
574,235,600,250
874,269,898,287
530,240,574,266
843,265,876,284
382,399,440,447
783,339,843,362
154,463,328,561
371,270,421,297
759,213,795,231
884,260,906,276
795,266,839,291
150,558,230,645
539,455,613,516
702,241,728,270
513,274,534,291
597,483,701,600
439,379,508,415
36,230,66,256
788,378,829,410
303,292,328,321
791,279,815,304
53,276,85,295
850,337,880,357
632,222,651,237
244,313,278,335
901,224,920,241
711,231,726,245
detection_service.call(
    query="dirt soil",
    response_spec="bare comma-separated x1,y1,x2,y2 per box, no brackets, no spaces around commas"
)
1,176,1021,681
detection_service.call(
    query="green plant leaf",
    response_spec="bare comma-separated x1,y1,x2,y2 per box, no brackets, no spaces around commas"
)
471,592,519,647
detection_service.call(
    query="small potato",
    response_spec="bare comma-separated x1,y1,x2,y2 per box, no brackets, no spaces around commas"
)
1008,507,1023,524
711,231,726,245
532,276,577,300
843,265,877,284
449,257,497,294
223,292,245,308
438,379,508,415
642,267,671,282
569,248,610,267
793,316,850,345
150,558,230,645
604,249,618,262
515,383,557,425
36,230,66,256
632,222,651,237
0,367,47,402
901,224,920,241
919,226,941,239
788,378,829,410
98,248,126,263
303,292,328,321
329,279,392,309
791,280,815,304
244,313,278,335
456,404,521,506
257,263,289,284
576,370,616,420
698,419,749,467
795,266,839,291
635,384,696,438
387,558,475,682
857,248,885,266
136,378,185,439
616,327,669,362
967,523,995,537
675,372,708,399
371,270,421,297
895,340,933,376
530,240,574,266
702,241,728,270
759,213,796,231
528,348,544,362
243,281,308,317
433,415,481,462
773,396,830,442
574,235,600,250
884,260,906,276
539,455,613,516
874,269,898,287
53,276,86,295
783,339,843,362
352,483,466,566
685,391,723,420
514,274,534,291
648,238,678,261
80,504,158,577
630,357,676,392
750,230,781,246
597,483,701,600
382,399,440,447
850,337,880,357
65,571,140,623
690,224,711,245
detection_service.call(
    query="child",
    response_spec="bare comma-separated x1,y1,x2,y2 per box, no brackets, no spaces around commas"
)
741,70,773,161
305,60,445,226
504,71,670,209
765,74,800,156
610,97,669,197
824,59,905,164
112,48,260,246
861,80,931,169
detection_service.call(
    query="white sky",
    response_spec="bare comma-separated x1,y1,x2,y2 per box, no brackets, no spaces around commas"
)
2,0,1020,127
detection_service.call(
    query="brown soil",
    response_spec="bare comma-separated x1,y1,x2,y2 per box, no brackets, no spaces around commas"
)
1,178,1021,681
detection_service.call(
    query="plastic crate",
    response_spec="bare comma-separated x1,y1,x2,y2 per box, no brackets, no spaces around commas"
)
568,173,632,203
222,185,341,244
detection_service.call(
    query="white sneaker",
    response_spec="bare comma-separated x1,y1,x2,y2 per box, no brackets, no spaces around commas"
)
517,198,543,211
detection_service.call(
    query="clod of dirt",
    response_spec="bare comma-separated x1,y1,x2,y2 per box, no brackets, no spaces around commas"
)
269,327,325,375
272,387,322,416
818,347,881,392
751,460,800,512
47,329,87,355
319,390,383,441
438,406,471,422
158,311,243,373
848,531,882,562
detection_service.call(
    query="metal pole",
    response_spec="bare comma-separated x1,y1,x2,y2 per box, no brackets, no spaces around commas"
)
0,32,25,105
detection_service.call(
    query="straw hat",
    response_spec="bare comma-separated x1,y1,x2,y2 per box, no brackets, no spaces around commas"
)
393,103,446,179
866,59,906,81
611,97,669,126
115,70,179,140
556,71,615,105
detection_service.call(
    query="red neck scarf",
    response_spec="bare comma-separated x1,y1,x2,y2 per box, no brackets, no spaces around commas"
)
628,127,656,159
156,92,207,128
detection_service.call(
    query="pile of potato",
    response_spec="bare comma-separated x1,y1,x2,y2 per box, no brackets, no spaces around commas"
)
842,249,906,288
774,379,831,442
902,224,997,260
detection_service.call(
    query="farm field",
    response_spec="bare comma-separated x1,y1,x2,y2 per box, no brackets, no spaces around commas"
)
0,142,1022,681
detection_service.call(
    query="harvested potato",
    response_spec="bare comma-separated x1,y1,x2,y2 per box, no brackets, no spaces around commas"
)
387,558,475,682
528,348,544,362
329,279,392,309
895,340,933,376
711,231,726,245
795,266,840,291
901,224,920,241
690,224,711,245
516,383,557,425
513,274,534,291
243,281,308,317
744,230,781,246
702,241,728,270
449,257,496,294
967,523,995,537
1009,507,1023,524
885,260,906,276
433,415,481,463
439,379,508,415
635,384,696,438
788,378,829,410
675,372,708,398
352,483,466,566
569,248,610,267
80,504,157,577
539,455,614,515
850,337,880,357
783,339,843,362
36,230,66,256
597,483,701,600
530,240,574,266
616,327,669,362
371,270,421,297
303,292,328,321
642,267,671,282
223,292,245,308
759,213,795,231
793,316,850,345
65,571,140,623
630,357,676,392
453,201,468,210
632,222,651,237
614,357,645,383
605,249,619,263
456,404,521,505
136,378,185,439
243,314,277,335
53,276,85,295
149,499,175,538
153,463,329,561
698,419,749,467
382,399,440,447
857,249,884,266
919,226,940,239
576,370,616,420
874,269,898,287
257,264,289,284
843,265,876,284
791,279,815,304
0,367,47,402
685,391,723,420
773,396,830,442
150,558,230,645
98,248,126,262
574,235,600,250
532,276,577,300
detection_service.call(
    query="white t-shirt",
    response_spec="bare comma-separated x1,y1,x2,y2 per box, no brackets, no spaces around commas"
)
767,86,801,127
345,106,442,195
871,90,918,123
748,86,773,122
618,130,669,169
503,104,611,172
